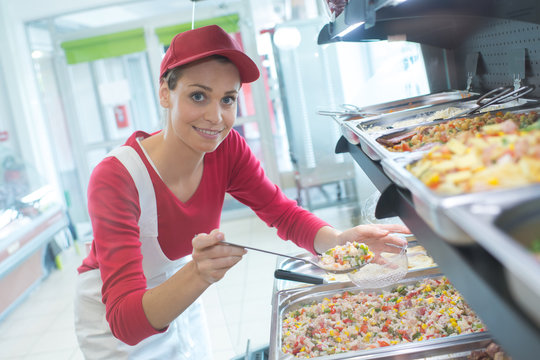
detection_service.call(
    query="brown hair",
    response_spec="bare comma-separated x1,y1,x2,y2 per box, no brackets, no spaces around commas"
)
161,55,232,90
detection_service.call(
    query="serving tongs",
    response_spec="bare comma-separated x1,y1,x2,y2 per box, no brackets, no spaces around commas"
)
317,103,374,122
220,241,369,274
434,84,536,120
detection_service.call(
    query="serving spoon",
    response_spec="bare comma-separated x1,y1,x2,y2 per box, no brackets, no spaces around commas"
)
220,241,369,274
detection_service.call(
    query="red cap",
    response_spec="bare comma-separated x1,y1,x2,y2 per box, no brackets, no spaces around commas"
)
159,25,260,83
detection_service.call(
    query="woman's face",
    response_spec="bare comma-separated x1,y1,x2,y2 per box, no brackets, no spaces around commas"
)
160,57,241,154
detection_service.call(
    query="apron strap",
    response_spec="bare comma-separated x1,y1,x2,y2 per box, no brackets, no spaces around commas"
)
106,146,185,279
107,146,158,237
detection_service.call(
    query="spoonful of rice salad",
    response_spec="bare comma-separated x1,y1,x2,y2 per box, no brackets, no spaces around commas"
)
318,241,374,272
221,241,373,274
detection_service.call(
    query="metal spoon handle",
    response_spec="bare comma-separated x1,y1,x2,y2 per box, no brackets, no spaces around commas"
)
220,241,310,263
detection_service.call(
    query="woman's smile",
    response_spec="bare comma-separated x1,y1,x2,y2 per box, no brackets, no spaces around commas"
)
193,126,224,139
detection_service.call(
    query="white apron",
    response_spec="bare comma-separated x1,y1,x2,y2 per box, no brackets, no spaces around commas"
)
74,146,213,359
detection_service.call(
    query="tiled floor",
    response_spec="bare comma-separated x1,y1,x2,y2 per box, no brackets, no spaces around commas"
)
0,205,358,360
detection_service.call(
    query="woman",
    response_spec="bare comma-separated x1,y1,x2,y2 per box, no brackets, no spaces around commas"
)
74,24,409,359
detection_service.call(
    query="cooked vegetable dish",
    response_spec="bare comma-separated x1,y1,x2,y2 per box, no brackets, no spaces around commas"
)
406,116,540,194
281,277,486,357
318,242,373,271
383,111,539,152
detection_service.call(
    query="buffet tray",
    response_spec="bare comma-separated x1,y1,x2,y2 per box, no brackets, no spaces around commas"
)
343,98,538,161
350,90,476,116
444,194,540,327
380,153,540,245
269,271,492,360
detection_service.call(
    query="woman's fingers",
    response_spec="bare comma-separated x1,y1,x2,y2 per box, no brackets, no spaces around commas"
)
191,230,246,284
377,233,408,253
372,223,411,234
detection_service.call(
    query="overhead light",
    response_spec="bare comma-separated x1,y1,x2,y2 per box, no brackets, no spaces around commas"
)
336,22,364,38
31,50,44,59
273,27,302,50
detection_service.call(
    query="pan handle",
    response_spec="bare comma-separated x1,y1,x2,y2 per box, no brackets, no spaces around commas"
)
274,269,325,285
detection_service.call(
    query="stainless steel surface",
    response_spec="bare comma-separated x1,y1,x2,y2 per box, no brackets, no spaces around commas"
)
444,194,540,327
221,242,366,274
269,271,491,359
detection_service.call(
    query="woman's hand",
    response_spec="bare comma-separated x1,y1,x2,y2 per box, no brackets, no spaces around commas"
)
314,224,410,255
336,224,410,254
191,229,247,284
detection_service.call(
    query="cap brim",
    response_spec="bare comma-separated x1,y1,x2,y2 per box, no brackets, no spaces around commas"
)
162,49,260,83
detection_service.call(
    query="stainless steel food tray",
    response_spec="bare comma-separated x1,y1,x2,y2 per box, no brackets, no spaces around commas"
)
326,91,479,148
344,98,538,161
444,194,540,327
269,271,491,360
351,90,477,115
320,91,477,123
380,155,540,246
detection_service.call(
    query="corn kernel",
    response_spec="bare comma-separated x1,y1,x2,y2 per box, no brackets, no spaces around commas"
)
488,177,499,185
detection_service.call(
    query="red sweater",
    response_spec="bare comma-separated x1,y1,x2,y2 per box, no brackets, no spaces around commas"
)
78,129,328,345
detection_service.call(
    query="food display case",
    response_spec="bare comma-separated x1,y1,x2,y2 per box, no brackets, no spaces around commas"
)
269,1,540,359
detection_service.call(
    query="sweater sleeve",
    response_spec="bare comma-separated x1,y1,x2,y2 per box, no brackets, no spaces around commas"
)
225,131,329,254
87,157,166,345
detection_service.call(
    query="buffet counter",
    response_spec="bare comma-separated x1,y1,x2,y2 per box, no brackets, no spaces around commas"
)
334,135,540,359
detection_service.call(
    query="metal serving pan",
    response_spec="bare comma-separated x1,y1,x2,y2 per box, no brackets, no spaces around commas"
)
319,90,477,122
350,90,477,116
269,271,492,360
323,91,480,148
380,151,540,245
344,98,538,161
375,104,540,244
444,194,540,327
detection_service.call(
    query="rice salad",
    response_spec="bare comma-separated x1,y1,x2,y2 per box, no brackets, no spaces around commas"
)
318,242,374,271
281,277,486,357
